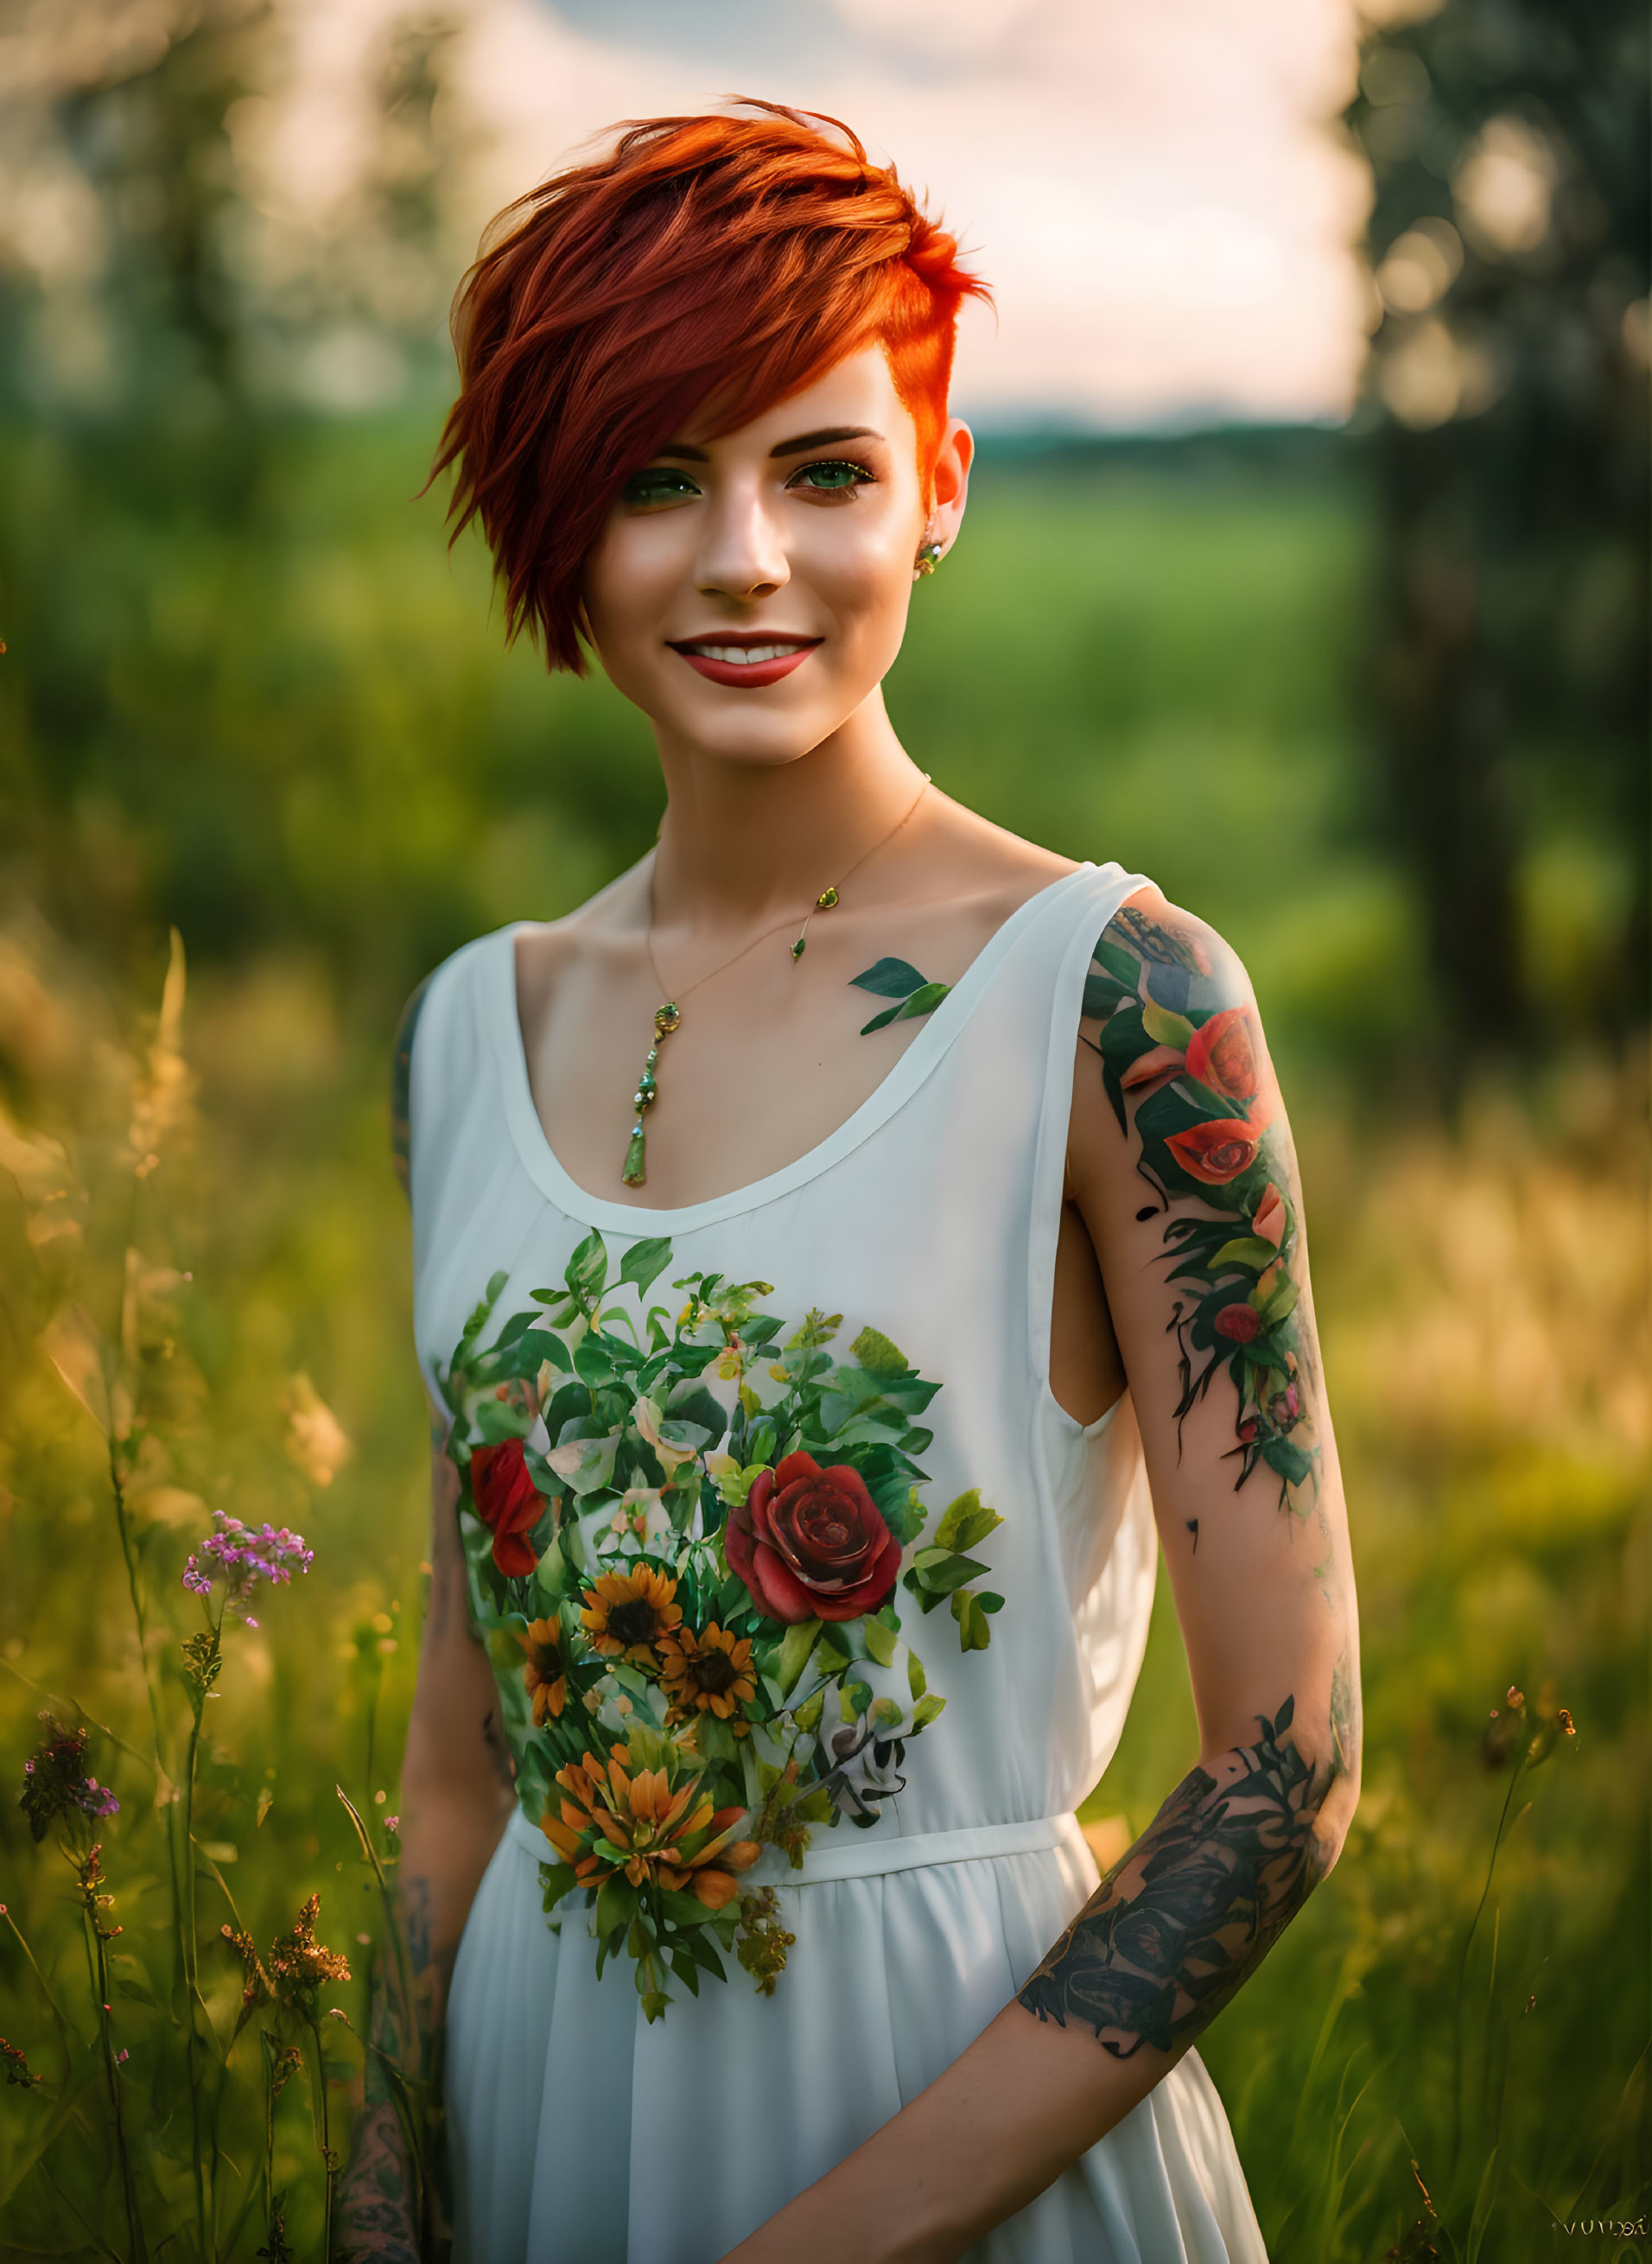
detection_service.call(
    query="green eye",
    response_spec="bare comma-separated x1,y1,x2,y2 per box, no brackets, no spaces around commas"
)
791,460,874,493
622,467,700,507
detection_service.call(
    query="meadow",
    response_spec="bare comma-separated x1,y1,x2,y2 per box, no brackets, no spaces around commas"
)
0,421,1645,2260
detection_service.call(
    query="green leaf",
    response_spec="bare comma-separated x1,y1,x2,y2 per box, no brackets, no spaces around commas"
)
950,1588,994,1652
566,1231,607,1306
849,957,927,999
620,1237,674,1299
915,1551,991,1596
894,982,950,1021
907,1650,928,1701
911,1692,946,1729
934,1489,1004,1553
664,1379,727,1447
861,1616,899,1668
843,1678,874,1718
575,1333,619,1389
1081,967,1130,1021
1261,1436,1315,1487
858,1003,903,1035
1254,1273,1300,1326
1141,998,1196,1050
594,1876,636,1943
848,1326,908,1377
1094,936,1141,989
492,1328,573,1380
537,1859,579,1915
773,1618,823,1697
1211,1237,1277,1273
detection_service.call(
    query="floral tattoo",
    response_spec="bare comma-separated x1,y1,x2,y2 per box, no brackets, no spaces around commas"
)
1084,905,1319,1510
1018,1692,1340,2055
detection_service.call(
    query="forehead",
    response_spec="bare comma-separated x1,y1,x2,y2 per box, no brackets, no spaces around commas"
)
684,343,916,455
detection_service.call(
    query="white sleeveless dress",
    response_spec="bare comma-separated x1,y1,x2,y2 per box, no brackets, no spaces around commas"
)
407,861,1268,2264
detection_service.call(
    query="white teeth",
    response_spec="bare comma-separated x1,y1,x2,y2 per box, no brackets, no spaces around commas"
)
689,643,801,665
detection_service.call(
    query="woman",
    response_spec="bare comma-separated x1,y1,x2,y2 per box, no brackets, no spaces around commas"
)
340,102,1361,2264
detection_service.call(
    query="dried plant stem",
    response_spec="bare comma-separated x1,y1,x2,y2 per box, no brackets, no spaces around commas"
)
79,1872,145,2262
1450,1758,1529,2177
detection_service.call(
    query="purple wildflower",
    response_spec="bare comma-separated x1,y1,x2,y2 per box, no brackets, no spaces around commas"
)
19,1720,120,1841
181,1510,315,1623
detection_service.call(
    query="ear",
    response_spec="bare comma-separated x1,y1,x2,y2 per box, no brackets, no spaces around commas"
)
925,417,974,558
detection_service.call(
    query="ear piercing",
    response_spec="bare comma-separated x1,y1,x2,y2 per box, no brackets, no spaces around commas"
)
915,540,944,576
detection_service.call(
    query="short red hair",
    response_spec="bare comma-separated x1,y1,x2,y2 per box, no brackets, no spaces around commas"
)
431,101,990,674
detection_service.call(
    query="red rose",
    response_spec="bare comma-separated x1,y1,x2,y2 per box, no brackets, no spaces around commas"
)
1166,1118,1266,1186
469,1437,544,1576
724,1451,901,1625
1215,1303,1261,1343
1185,1007,1261,1110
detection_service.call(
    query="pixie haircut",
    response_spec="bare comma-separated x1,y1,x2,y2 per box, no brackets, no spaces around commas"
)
432,101,990,674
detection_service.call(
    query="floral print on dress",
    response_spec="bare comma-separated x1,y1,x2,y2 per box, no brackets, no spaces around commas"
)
436,1232,1005,2021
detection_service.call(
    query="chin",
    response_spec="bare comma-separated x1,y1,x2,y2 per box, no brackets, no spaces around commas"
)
646,677,873,765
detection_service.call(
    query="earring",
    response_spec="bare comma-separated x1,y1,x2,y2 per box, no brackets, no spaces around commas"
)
915,540,944,576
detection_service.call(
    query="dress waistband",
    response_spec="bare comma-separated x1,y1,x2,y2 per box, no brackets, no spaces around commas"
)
505,1804,1084,1887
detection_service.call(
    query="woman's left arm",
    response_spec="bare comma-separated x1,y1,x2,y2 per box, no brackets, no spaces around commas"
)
721,889,1361,2264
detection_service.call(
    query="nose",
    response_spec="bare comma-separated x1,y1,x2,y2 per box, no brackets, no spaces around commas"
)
693,478,790,606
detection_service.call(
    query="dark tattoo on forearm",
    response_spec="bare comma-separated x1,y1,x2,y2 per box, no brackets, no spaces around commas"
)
1083,908,1320,1510
1019,1692,1341,2056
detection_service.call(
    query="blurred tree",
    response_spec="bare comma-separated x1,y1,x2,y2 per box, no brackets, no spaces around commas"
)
1350,0,1649,1069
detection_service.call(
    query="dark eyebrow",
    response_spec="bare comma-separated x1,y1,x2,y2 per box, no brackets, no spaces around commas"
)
768,426,882,457
651,441,709,461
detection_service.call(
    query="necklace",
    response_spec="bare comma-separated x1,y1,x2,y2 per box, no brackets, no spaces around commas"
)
621,774,931,1186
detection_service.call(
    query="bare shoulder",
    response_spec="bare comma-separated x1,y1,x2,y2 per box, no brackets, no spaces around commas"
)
512,858,651,1029
917,794,1081,948
1067,883,1277,1189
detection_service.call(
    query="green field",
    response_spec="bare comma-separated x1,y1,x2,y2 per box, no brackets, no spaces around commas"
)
0,423,1645,2260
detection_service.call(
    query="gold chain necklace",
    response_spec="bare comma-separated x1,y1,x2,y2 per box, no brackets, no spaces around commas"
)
622,775,931,1186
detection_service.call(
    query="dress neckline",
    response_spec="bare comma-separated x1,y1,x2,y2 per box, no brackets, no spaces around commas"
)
487,862,1101,1237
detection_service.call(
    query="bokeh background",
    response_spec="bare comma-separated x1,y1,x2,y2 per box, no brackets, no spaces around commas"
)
0,0,1647,2256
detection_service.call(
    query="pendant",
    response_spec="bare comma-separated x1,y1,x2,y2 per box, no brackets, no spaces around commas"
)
790,885,840,962
622,1002,679,1186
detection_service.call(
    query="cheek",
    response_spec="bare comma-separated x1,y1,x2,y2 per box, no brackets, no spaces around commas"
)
804,517,915,663
583,518,683,662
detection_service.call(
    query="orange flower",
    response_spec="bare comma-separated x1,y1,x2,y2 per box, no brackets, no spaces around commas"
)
538,1742,760,1906
580,1564,683,1663
519,1617,566,1724
658,1622,757,1721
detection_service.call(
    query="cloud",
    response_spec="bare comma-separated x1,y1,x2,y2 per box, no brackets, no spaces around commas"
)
275,0,1372,427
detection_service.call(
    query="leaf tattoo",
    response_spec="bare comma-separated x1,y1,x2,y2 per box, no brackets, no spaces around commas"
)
1018,1695,1338,2056
1083,910,1320,1508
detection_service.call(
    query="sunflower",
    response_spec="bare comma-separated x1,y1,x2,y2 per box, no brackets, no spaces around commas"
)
580,1564,683,1663
519,1617,566,1724
658,1622,757,1722
538,1743,759,1905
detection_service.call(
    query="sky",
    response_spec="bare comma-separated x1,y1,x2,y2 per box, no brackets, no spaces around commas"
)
275,0,1377,429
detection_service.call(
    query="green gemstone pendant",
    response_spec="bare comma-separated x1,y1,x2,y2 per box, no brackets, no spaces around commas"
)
622,1002,679,1186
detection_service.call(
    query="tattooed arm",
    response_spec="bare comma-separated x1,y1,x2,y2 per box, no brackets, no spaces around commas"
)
721,891,1359,2264
1018,888,1360,2051
334,1435,516,2261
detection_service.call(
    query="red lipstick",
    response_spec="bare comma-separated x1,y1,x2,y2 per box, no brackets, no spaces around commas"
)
667,634,822,690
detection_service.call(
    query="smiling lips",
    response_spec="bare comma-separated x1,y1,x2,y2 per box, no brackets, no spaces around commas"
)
667,633,823,689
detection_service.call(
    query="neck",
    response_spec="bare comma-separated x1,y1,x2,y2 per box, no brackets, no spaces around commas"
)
648,690,927,938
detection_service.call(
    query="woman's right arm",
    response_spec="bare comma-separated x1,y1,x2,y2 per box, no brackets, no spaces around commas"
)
335,1433,515,2260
